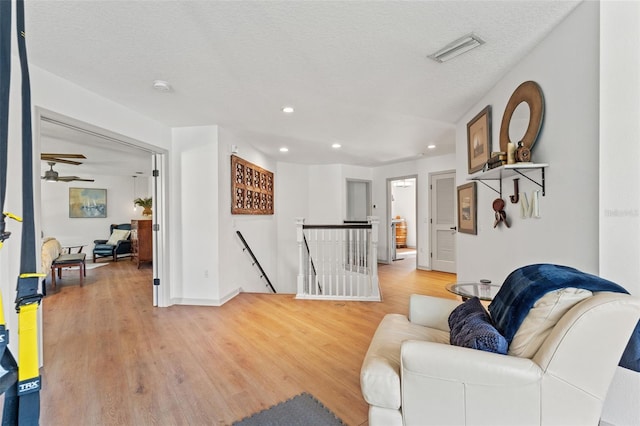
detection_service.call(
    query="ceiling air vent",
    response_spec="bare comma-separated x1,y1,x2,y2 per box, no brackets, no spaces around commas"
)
428,33,485,63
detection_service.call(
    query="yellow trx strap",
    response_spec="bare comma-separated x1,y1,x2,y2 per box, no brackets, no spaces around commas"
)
0,291,5,329
16,304,38,387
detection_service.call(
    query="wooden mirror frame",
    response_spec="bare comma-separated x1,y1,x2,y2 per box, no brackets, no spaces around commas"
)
499,81,545,153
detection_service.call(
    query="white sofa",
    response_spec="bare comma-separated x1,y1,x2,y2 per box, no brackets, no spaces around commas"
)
360,292,640,426
41,237,62,274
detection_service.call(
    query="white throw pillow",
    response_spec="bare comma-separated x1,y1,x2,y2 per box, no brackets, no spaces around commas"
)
509,287,592,358
106,229,130,246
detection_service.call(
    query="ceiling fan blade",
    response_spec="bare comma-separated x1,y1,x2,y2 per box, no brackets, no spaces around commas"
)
41,153,86,165
40,153,86,159
58,176,95,182
42,157,83,165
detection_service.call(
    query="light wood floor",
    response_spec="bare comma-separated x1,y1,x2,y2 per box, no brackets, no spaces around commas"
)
40,255,456,426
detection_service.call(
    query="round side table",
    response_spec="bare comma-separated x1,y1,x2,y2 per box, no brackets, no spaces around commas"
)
446,282,501,301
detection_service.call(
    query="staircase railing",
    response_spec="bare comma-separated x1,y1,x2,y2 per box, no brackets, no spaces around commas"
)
296,217,380,301
236,231,276,293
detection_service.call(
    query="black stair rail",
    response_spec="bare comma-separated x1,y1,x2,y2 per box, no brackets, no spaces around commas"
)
236,231,276,293
302,234,322,294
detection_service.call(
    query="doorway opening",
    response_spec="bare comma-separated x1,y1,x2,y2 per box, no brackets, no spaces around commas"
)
388,175,417,268
35,108,168,307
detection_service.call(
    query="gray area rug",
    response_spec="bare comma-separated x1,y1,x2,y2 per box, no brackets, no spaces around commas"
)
232,393,345,426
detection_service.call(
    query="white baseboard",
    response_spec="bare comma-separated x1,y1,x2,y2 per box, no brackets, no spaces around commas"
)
170,288,240,307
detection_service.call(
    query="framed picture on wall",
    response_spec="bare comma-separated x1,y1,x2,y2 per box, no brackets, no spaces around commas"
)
457,182,477,235
467,105,492,174
69,188,107,218
231,155,274,215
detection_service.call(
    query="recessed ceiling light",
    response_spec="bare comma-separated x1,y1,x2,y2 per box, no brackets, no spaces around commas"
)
332,143,341,149
427,144,436,149
152,80,172,92
282,106,295,114
280,147,289,152
428,33,485,63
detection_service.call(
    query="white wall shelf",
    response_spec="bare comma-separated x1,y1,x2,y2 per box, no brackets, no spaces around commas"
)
468,163,548,198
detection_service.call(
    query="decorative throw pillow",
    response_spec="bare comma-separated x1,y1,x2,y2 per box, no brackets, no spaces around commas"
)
448,297,508,354
106,229,130,246
508,287,592,358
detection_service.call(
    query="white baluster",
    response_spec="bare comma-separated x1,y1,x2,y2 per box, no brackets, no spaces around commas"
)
296,218,305,298
369,216,380,299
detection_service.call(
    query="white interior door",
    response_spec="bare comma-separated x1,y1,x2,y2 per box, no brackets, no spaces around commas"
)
430,171,456,273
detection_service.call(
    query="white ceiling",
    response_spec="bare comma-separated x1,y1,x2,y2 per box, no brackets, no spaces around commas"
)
29,0,581,170
39,119,153,180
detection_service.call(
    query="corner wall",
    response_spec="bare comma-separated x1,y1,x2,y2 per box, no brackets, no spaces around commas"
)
171,126,221,303
456,1,600,283
276,162,310,294
599,1,640,423
217,129,278,296
171,126,277,304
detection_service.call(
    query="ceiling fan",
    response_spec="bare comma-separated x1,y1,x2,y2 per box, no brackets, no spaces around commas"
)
41,161,95,183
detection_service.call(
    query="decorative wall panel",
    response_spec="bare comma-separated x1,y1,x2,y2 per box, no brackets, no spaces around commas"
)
231,155,274,215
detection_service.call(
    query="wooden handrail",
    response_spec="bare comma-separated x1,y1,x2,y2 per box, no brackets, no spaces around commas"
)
303,224,372,230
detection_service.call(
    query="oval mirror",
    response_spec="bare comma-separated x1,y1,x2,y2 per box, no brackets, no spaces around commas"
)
499,81,545,153
508,101,530,144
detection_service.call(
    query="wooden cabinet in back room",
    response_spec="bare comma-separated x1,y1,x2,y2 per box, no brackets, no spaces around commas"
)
131,219,152,268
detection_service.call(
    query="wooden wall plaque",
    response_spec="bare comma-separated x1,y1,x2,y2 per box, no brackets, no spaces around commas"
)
231,155,274,215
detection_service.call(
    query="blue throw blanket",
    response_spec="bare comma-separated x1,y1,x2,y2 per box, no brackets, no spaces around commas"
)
488,264,640,372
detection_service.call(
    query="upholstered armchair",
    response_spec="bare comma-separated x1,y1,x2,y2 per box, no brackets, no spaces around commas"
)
93,223,132,262
361,275,640,425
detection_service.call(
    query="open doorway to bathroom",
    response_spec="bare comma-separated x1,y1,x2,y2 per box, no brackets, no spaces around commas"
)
389,176,417,268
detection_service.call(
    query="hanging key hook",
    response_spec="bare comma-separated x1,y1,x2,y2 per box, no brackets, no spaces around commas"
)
509,178,520,204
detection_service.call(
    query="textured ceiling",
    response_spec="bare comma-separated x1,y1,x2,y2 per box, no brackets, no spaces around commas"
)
27,1,581,167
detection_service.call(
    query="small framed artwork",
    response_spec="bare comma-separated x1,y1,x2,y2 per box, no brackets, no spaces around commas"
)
457,182,477,235
69,188,107,218
467,105,492,174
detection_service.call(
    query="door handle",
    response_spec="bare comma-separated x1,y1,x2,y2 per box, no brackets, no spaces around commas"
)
450,226,457,231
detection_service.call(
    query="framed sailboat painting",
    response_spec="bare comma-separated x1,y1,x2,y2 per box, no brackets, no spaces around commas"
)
69,188,107,218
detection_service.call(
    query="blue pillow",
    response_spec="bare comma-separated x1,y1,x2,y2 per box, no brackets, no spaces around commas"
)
448,297,508,354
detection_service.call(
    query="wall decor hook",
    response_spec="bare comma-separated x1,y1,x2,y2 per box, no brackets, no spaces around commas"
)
509,178,520,203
